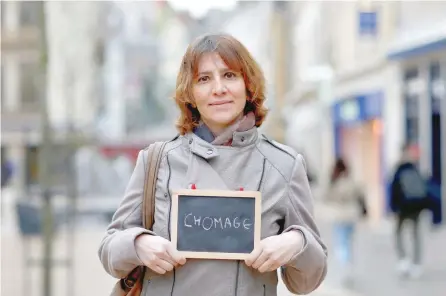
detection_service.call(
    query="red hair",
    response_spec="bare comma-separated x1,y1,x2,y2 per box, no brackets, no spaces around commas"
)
173,33,268,135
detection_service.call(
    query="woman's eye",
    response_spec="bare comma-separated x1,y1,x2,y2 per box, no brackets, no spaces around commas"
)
224,72,236,79
198,76,209,83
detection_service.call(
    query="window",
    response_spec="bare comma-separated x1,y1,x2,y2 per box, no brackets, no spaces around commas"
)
403,67,420,146
358,11,378,36
19,1,41,27
430,62,442,114
19,61,41,110
430,61,443,184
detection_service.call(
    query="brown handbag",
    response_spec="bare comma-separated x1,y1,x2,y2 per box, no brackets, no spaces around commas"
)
110,141,167,296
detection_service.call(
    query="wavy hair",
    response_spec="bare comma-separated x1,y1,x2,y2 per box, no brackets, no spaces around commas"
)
174,33,268,135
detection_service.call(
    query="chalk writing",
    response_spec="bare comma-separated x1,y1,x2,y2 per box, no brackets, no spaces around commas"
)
184,213,252,231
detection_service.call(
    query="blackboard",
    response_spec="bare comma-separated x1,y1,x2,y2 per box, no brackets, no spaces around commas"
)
171,189,261,260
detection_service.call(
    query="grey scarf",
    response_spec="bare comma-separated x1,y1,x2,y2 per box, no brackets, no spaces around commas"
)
193,112,256,146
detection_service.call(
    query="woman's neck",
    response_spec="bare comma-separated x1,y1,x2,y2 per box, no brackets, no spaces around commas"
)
202,114,244,137
206,124,226,137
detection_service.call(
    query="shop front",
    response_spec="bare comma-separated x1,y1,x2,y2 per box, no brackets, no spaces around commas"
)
388,36,446,225
332,91,385,223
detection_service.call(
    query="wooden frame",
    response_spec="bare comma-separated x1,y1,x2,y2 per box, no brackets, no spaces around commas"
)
171,189,262,260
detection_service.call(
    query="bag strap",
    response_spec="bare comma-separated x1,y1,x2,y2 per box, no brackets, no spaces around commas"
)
142,141,167,230
120,141,166,293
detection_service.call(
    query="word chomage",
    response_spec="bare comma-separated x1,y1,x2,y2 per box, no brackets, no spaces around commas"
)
183,213,252,231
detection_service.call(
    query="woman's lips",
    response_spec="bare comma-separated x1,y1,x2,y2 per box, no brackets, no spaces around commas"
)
209,100,233,106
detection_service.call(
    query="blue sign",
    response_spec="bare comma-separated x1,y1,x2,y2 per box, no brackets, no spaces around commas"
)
359,11,378,36
332,91,384,159
333,91,383,126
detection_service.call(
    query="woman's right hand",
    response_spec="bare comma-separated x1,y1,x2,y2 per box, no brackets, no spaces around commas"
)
135,234,187,274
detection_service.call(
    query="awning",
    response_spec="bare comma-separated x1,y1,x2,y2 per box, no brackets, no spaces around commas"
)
387,24,446,60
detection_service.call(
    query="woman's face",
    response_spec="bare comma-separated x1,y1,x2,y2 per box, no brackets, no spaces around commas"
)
192,52,247,134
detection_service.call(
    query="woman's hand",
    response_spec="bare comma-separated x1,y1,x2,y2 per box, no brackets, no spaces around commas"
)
245,231,304,273
135,234,186,274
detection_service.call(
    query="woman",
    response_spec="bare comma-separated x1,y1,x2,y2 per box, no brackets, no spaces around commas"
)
98,33,327,296
325,158,363,285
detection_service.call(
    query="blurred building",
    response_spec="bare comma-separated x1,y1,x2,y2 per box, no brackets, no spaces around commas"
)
327,1,400,224
198,6,234,33
45,1,105,135
387,1,446,222
0,1,202,197
1,1,44,194
98,0,199,145
1,1,109,195
283,1,334,188
98,0,168,143
77,0,202,196
286,1,445,224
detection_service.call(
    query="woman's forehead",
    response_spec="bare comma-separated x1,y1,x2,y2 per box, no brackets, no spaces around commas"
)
194,51,241,74
196,53,227,71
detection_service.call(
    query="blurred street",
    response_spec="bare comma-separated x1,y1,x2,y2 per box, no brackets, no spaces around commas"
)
306,206,446,296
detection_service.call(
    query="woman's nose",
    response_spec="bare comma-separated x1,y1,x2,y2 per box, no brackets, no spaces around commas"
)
213,78,227,95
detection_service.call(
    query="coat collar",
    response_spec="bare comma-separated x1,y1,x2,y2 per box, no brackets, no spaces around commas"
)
182,127,259,160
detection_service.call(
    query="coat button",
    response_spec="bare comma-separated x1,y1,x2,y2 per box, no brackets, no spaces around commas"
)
189,139,193,144
241,136,245,142
206,149,213,155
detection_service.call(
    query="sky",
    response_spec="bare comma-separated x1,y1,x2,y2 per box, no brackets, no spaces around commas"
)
167,0,238,18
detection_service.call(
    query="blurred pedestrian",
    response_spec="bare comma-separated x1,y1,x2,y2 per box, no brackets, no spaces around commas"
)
98,33,327,296
324,157,365,286
390,144,429,279
1,159,13,189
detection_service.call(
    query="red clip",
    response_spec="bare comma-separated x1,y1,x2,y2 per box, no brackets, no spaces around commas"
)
239,187,244,191
191,184,197,190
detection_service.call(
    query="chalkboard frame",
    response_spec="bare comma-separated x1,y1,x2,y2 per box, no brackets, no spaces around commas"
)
171,189,262,260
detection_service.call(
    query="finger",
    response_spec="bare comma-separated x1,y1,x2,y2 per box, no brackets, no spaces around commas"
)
258,259,277,273
156,258,175,273
251,250,269,270
245,247,262,267
166,244,187,265
157,251,178,267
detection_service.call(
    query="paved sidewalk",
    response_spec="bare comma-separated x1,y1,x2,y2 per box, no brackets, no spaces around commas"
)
1,228,117,296
343,220,446,296
306,206,446,296
279,281,362,296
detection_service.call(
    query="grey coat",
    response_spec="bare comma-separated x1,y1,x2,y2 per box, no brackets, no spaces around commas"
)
98,128,328,295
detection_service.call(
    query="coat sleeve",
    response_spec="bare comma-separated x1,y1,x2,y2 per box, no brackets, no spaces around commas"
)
98,150,155,279
280,154,328,295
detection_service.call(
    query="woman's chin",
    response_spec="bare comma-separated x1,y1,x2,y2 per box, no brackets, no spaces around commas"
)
209,113,241,127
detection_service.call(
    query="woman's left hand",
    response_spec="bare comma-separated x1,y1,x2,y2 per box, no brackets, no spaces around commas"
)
245,231,305,273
